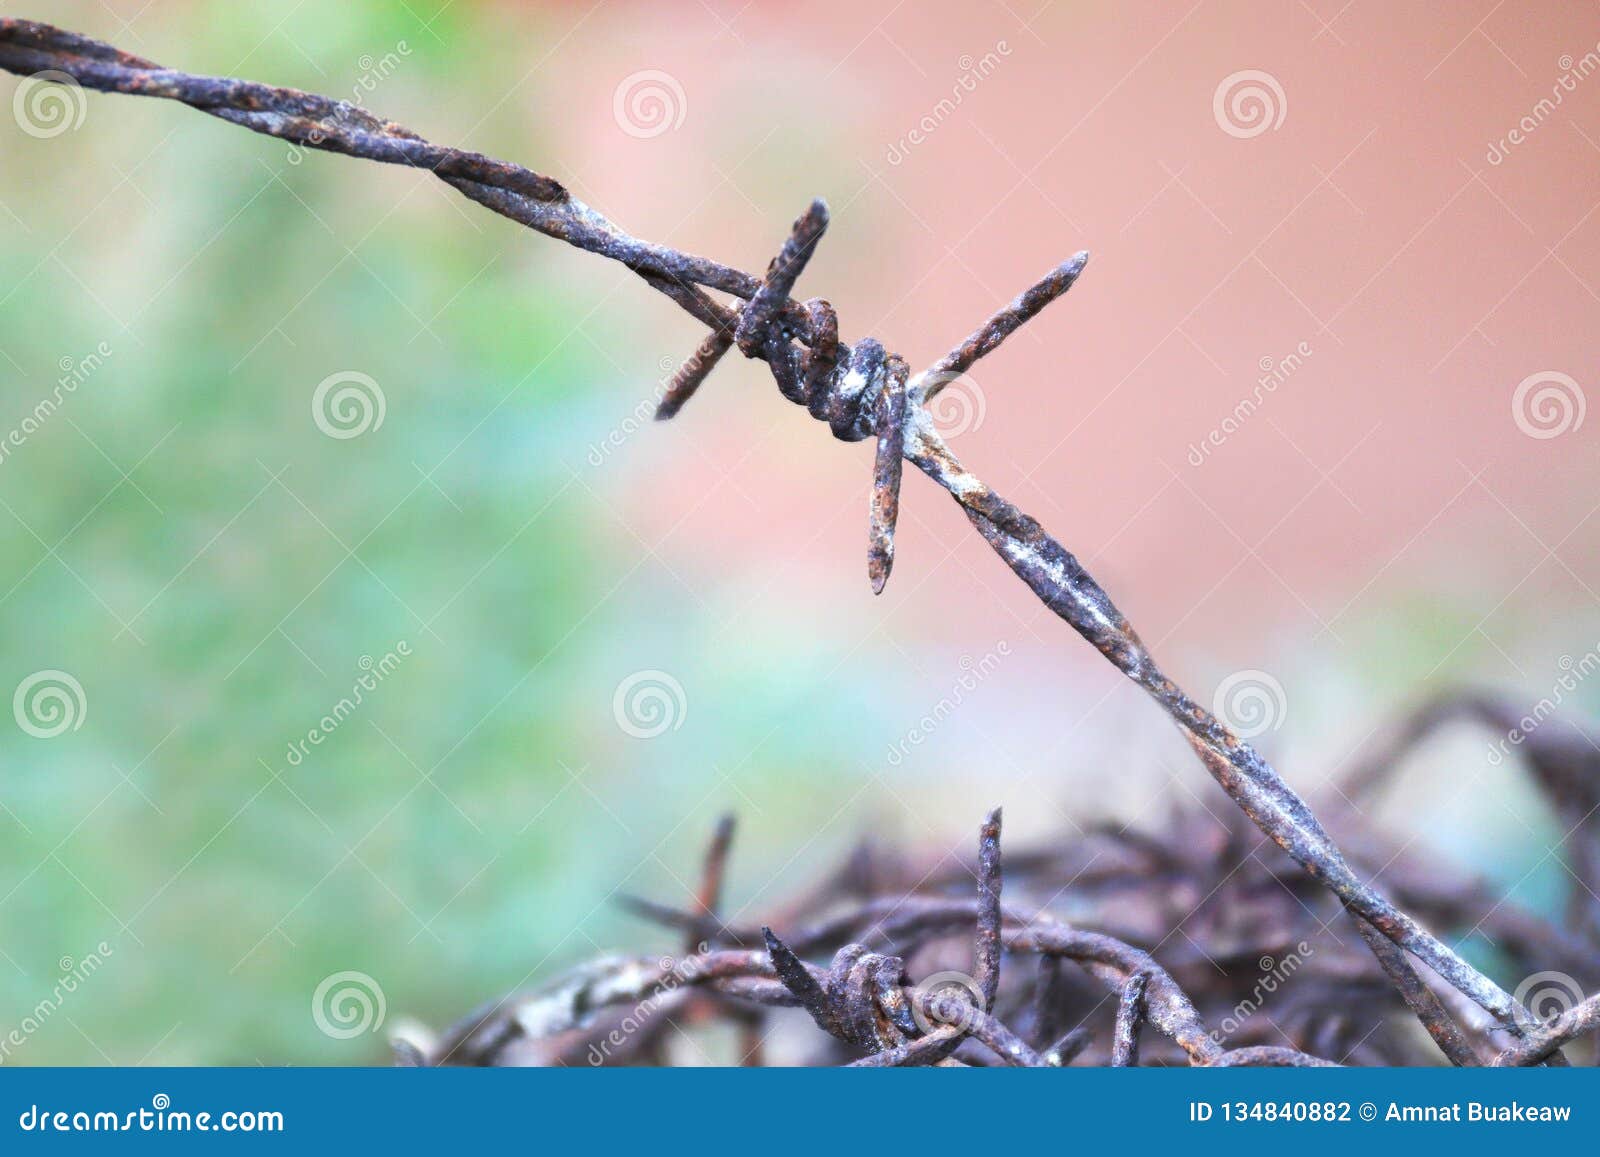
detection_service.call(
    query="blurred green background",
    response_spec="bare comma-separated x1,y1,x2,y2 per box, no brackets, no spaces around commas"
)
3,0,1599,1064
0,0,913,1063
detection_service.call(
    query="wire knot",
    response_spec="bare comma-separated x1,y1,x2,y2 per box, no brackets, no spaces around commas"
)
761,928,920,1054
654,197,1088,598
658,199,909,592
823,943,917,1050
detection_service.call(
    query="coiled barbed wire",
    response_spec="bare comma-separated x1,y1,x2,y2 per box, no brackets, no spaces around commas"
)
407,810,1335,1068
404,757,1600,1066
1,16,1591,1059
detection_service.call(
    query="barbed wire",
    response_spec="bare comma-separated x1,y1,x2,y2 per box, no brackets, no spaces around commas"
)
2,17,1595,1065
402,725,1600,1066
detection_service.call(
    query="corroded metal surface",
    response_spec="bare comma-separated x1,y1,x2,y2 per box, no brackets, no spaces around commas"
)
2,17,1594,1066
406,788,1600,1066
1111,970,1151,1067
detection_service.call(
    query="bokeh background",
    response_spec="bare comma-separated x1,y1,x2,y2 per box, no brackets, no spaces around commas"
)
1,0,1598,1063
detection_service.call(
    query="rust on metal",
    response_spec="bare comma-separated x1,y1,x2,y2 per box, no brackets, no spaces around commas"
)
1111,970,1151,1067
2,16,1592,1065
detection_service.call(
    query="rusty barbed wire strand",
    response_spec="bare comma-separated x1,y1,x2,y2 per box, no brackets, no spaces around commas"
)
692,813,737,952
0,18,1586,1053
1033,954,1069,1046
415,812,1236,1067
975,806,1004,1013
1110,970,1151,1067
1349,913,1482,1066
1493,996,1600,1066
1044,1025,1094,1068
1211,1047,1337,1068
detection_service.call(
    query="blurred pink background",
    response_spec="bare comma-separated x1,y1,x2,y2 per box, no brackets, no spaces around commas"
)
540,0,1600,812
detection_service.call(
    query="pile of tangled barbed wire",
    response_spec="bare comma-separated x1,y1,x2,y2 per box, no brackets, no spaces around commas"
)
399,693,1600,1068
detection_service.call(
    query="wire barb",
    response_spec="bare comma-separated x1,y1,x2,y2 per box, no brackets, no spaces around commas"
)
762,927,836,1036
975,807,1004,1011
919,250,1090,400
